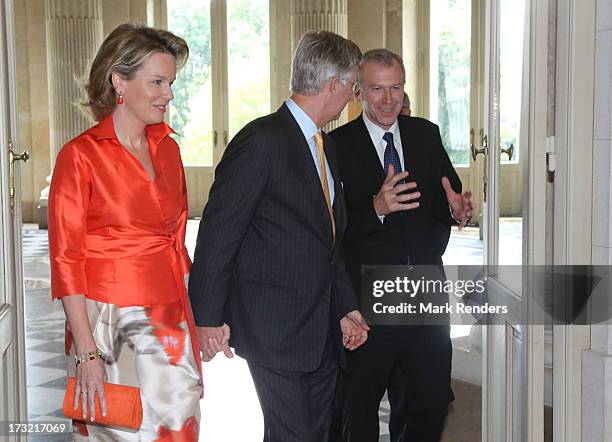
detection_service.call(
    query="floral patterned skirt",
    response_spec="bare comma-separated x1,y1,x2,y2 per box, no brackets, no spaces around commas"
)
66,299,201,441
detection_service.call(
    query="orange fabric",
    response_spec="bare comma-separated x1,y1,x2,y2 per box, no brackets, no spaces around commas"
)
155,416,198,441
49,114,202,381
72,419,89,436
63,377,143,430
314,132,336,240
49,114,191,303
147,303,187,366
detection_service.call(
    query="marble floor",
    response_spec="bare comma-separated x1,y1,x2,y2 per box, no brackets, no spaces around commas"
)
23,227,71,442
22,220,509,441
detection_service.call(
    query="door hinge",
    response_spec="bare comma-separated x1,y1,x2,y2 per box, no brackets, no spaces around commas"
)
545,136,556,182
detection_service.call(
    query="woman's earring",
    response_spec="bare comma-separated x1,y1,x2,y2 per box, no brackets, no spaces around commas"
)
117,93,124,105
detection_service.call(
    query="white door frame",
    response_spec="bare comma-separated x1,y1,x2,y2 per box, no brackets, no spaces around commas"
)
523,0,549,438
553,0,596,440
481,0,548,440
0,0,28,431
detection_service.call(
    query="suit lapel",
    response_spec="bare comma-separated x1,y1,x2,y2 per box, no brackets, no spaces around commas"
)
398,116,413,172
278,105,334,237
355,115,386,188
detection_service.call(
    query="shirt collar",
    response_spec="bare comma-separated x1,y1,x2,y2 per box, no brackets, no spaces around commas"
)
95,113,176,146
362,111,400,146
285,97,319,142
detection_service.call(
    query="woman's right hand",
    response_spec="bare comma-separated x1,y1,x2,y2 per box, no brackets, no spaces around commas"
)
60,295,108,421
73,356,108,422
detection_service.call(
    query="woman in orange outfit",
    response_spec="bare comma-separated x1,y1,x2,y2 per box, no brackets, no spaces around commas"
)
48,23,201,441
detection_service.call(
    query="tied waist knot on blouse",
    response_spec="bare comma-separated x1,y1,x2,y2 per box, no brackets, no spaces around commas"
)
70,232,189,305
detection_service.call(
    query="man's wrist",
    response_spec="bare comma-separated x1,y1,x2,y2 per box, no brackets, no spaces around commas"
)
448,204,461,223
373,195,385,222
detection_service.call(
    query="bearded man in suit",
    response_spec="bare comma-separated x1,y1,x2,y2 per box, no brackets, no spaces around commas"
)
330,49,474,442
188,31,370,441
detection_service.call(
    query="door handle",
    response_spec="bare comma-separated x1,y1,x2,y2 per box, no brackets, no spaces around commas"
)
9,138,30,215
470,129,488,203
470,128,487,161
213,130,218,148
501,143,514,161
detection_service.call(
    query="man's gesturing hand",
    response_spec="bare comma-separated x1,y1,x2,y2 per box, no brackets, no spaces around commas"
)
340,310,370,351
197,324,234,362
441,176,475,228
373,165,420,216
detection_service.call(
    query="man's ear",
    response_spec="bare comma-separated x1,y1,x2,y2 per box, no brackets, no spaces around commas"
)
326,76,339,95
355,86,365,104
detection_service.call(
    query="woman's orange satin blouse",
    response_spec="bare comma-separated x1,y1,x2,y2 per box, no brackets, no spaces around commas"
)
48,114,192,306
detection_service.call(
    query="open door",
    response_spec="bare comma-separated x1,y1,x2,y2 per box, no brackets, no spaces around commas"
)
480,0,548,440
0,0,29,433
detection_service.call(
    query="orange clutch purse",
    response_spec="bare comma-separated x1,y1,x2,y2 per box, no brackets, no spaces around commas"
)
63,377,143,430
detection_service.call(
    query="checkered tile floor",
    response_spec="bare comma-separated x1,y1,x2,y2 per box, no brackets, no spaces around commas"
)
23,227,72,441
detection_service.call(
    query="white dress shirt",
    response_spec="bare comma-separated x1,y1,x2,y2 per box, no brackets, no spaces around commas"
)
286,98,334,202
362,111,405,172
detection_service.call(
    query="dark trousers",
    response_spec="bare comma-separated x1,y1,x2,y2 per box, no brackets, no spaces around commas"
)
247,328,339,442
333,325,453,442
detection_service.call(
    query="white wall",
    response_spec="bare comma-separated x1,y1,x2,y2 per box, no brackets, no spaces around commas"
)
583,0,612,440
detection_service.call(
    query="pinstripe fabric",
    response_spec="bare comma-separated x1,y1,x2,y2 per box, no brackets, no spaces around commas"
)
188,103,359,372
247,325,338,441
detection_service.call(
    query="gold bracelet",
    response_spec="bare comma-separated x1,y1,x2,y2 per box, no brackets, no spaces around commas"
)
75,349,103,366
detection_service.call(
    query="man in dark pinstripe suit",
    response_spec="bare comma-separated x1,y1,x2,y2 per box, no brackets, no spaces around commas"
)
188,31,370,441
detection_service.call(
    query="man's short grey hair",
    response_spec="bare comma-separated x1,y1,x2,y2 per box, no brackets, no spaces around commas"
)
290,31,362,96
357,48,406,86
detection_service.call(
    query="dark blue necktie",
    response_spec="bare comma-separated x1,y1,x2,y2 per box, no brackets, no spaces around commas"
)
383,132,403,178
383,132,409,264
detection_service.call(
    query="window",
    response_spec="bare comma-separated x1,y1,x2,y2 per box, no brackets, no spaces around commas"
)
498,0,525,165
227,0,270,139
429,0,472,167
168,0,270,166
168,0,213,165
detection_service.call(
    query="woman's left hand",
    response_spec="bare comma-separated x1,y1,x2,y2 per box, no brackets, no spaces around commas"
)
74,356,108,421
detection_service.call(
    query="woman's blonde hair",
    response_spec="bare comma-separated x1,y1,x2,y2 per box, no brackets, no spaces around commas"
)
82,23,189,121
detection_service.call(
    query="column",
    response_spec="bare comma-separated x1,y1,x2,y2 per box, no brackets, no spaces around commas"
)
40,0,103,227
290,0,348,130
291,0,347,51
45,0,103,161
